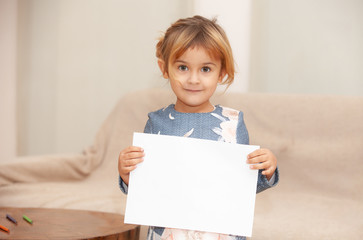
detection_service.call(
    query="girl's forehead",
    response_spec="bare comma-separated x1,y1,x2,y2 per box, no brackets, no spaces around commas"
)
175,46,221,62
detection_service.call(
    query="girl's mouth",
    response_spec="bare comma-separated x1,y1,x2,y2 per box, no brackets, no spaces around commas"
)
185,89,202,93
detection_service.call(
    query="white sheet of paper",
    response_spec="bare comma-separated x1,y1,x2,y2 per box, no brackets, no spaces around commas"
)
125,132,259,237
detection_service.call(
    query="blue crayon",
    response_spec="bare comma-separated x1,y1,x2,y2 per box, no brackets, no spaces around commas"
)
6,214,17,224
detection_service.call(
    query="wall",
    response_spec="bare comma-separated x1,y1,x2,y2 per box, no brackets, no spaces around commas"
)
17,0,59,156
193,0,252,93
17,0,193,156
249,0,363,95
0,0,17,162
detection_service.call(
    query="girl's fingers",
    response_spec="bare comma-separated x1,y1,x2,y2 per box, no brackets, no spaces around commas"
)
122,151,145,161
118,146,145,174
120,146,144,156
119,156,143,174
249,161,270,170
119,146,144,162
122,165,138,172
126,146,144,151
247,149,265,160
247,148,276,177
247,154,268,164
124,157,144,167
262,167,274,176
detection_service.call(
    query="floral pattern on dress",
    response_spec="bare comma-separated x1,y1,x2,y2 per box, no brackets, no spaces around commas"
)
183,128,194,137
161,228,235,240
211,106,239,143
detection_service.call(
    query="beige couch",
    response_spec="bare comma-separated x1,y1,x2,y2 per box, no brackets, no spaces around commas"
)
1,88,362,239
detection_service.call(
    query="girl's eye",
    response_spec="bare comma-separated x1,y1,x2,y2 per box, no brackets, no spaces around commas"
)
178,65,188,71
201,67,211,72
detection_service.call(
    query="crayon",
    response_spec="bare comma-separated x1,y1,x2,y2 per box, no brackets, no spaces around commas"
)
0,224,9,233
6,214,17,224
23,215,33,224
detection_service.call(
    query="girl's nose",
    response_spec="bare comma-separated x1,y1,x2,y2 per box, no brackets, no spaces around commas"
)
188,71,200,84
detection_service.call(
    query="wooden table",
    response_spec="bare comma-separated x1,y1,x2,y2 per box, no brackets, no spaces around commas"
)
0,207,140,240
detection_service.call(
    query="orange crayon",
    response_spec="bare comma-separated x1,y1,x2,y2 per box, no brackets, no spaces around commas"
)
0,224,9,233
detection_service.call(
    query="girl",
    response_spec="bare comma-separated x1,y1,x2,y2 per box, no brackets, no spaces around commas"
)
118,15,279,240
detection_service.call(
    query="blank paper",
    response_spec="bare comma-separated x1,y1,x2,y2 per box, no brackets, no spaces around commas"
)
124,132,259,237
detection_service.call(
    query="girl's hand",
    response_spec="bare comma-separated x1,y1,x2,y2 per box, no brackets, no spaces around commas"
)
247,148,277,181
118,146,144,186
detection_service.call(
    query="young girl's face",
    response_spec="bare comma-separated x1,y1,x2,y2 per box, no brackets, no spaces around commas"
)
159,46,225,113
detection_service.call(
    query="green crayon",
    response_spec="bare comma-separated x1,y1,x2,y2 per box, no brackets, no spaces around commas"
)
23,215,33,224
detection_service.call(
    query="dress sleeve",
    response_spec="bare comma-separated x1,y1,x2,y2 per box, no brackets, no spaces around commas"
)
119,175,128,194
236,111,249,145
144,117,152,134
256,167,279,193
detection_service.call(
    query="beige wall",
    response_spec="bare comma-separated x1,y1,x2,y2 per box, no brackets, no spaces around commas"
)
0,0,17,162
250,0,363,95
193,0,252,93
17,0,193,156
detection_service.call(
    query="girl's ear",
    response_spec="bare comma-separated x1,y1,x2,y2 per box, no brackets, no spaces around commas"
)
158,59,169,79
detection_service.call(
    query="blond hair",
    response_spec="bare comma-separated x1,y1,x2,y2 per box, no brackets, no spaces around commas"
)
156,15,235,86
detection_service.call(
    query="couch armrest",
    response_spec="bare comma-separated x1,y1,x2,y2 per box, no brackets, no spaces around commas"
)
0,146,99,186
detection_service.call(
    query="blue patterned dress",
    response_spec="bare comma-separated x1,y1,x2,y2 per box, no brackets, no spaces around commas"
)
119,104,279,240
